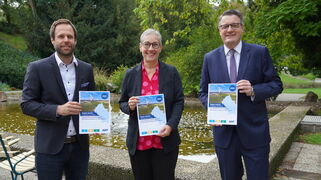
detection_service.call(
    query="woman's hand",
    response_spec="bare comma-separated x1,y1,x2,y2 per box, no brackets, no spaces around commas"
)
158,125,172,137
128,96,140,111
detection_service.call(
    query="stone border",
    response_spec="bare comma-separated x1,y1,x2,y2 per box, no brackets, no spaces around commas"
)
268,105,310,178
1,105,311,179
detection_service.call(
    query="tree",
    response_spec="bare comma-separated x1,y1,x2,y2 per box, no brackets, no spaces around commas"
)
254,0,321,76
19,0,141,73
134,0,215,49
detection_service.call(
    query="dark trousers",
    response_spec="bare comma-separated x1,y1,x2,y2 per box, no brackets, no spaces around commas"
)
215,130,270,180
129,147,179,180
36,142,89,180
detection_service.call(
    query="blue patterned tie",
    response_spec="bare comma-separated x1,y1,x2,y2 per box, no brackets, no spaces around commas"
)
229,49,237,83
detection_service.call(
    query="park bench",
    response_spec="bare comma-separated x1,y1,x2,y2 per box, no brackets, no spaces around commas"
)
0,134,20,157
0,134,36,180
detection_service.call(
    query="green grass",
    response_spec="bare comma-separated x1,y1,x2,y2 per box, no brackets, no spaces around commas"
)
298,133,321,145
280,73,312,86
301,73,316,80
280,73,321,97
283,88,321,97
0,32,27,51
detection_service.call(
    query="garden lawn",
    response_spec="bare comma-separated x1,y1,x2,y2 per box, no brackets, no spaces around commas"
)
0,32,27,51
298,133,321,145
283,88,321,97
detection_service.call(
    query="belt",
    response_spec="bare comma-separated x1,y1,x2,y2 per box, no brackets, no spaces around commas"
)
64,136,77,144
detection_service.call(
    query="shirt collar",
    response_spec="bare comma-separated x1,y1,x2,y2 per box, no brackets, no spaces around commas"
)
55,52,78,66
224,41,242,55
141,60,159,72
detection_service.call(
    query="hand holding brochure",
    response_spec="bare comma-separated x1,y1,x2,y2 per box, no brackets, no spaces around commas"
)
136,94,167,136
79,91,111,134
207,83,238,125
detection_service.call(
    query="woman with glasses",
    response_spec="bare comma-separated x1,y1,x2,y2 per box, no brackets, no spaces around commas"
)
119,28,184,180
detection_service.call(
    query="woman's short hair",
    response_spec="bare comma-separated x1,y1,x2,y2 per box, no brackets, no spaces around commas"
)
140,28,162,45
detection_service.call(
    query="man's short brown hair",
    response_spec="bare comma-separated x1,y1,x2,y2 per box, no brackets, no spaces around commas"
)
49,19,77,40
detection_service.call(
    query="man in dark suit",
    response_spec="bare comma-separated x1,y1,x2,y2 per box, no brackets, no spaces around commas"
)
199,10,283,180
21,19,95,180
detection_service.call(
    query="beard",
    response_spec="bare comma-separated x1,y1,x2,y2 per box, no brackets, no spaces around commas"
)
54,44,76,59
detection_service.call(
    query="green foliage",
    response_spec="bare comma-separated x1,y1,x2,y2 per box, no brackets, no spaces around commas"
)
278,54,308,76
254,0,321,76
108,65,128,93
93,67,109,91
0,81,11,91
0,32,27,51
134,0,215,49
0,40,38,89
19,0,141,73
165,25,221,96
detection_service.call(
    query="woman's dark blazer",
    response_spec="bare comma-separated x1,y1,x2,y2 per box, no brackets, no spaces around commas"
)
119,61,184,156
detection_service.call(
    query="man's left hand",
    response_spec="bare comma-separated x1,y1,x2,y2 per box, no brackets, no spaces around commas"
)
237,80,254,96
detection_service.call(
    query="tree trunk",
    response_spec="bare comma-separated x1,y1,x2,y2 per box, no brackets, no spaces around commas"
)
28,0,37,17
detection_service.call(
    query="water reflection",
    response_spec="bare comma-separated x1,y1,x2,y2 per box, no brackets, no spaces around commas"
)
0,102,214,155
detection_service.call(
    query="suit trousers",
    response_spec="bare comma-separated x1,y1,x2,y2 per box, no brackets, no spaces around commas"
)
36,142,89,180
215,128,270,180
129,147,179,180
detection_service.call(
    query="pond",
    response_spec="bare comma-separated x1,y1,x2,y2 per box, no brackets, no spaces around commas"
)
0,102,214,156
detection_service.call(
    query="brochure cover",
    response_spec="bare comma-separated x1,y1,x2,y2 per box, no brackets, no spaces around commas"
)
79,91,111,134
207,83,237,125
136,94,166,136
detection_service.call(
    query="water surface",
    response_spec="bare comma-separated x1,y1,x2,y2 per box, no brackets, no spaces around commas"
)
0,102,213,155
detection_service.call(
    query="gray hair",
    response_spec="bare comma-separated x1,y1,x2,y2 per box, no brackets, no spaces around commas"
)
140,28,162,46
218,9,244,25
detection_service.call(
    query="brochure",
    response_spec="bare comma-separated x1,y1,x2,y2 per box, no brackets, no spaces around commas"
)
79,91,111,134
207,83,237,125
136,94,166,136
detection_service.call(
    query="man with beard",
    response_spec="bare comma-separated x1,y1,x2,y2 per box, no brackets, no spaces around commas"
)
21,19,95,180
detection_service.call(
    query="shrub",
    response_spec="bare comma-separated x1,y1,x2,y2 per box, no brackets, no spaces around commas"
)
0,81,11,91
93,67,109,91
108,65,128,93
0,40,38,89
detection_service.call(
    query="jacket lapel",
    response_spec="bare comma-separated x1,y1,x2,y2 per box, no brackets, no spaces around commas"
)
218,47,231,83
134,64,142,96
158,62,166,94
73,61,80,101
237,42,250,81
50,54,68,101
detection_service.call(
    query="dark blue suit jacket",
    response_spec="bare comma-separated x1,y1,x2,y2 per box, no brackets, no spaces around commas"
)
199,42,283,149
21,53,96,154
119,62,184,156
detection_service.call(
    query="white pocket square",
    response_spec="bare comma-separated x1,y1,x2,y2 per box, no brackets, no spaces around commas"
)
81,82,89,87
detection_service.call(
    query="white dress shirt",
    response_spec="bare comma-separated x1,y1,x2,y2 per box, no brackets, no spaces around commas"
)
55,52,78,137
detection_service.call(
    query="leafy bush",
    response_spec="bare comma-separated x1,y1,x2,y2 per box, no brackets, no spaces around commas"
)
108,65,128,93
0,40,37,89
0,81,11,91
165,26,221,96
93,67,109,91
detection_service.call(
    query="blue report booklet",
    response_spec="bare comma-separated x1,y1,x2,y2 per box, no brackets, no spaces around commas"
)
79,91,111,134
207,83,238,125
136,94,167,136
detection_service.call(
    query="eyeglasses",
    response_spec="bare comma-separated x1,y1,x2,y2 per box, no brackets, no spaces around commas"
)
219,23,242,30
141,42,161,49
